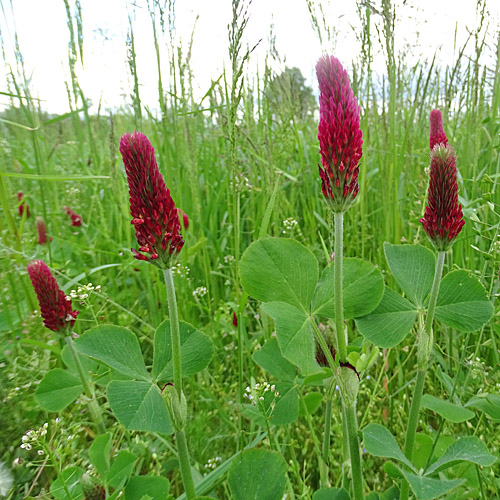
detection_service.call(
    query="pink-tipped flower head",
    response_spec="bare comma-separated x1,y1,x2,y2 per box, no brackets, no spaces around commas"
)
63,206,82,227
119,132,184,267
27,260,79,332
316,55,363,213
429,109,448,150
36,216,52,245
17,191,31,218
420,145,465,251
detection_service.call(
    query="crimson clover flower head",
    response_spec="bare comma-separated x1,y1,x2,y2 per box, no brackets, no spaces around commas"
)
36,216,51,245
420,145,465,251
316,55,363,213
119,132,184,267
429,109,448,150
17,191,30,218
63,206,82,227
27,260,79,332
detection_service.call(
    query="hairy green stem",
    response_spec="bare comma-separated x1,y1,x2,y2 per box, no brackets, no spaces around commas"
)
345,404,363,500
334,211,363,499
175,430,196,499
334,212,347,359
163,268,183,394
65,335,105,434
163,268,196,500
321,398,333,487
400,251,445,500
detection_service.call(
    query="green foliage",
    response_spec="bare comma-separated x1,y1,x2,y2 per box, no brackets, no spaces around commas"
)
227,449,288,500
152,320,213,382
35,368,83,411
50,466,84,500
241,238,384,373
362,424,416,472
420,395,474,423
107,380,173,434
312,487,350,499
357,244,493,347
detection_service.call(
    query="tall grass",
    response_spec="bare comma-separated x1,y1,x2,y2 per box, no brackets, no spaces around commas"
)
1,0,499,497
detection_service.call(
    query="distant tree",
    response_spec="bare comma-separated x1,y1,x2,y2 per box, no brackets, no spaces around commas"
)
266,66,315,122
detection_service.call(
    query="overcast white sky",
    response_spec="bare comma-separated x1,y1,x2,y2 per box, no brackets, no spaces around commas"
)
0,0,499,114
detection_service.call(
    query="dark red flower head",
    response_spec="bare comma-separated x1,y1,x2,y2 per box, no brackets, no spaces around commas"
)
27,260,79,332
63,206,82,227
119,132,184,267
36,216,52,245
429,109,448,150
316,55,363,213
17,191,31,218
420,145,464,251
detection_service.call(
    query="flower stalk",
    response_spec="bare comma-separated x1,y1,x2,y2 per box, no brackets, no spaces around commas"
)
163,268,196,500
400,250,445,500
316,54,364,499
27,260,104,434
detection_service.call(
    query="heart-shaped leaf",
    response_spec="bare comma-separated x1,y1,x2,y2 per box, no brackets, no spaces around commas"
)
312,258,384,318
425,436,496,475
384,243,436,307
228,449,287,500
50,466,84,500
312,488,350,500
399,467,463,500
75,325,150,381
107,450,137,489
252,338,296,382
435,271,493,332
356,287,418,348
89,433,112,478
421,394,474,423
261,302,319,375
107,380,172,434
35,368,83,412
240,238,318,311
124,475,170,500
152,320,213,382
362,424,416,472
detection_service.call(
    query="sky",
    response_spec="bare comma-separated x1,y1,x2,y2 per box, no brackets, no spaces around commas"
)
0,0,499,115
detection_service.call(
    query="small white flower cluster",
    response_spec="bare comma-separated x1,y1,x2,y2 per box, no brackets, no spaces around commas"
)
204,456,222,470
224,255,235,264
66,186,80,196
243,382,279,406
192,286,208,298
172,263,191,280
20,423,48,452
282,217,303,238
66,283,101,301
230,174,252,191
0,138,11,156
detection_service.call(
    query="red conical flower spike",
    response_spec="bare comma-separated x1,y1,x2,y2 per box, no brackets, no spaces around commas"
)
316,55,363,213
17,191,31,218
429,109,448,150
420,145,465,251
119,132,184,267
36,216,52,245
27,260,79,332
63,206,82,227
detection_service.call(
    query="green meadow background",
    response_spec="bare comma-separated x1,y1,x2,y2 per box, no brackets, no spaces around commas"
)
0,0,499,497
